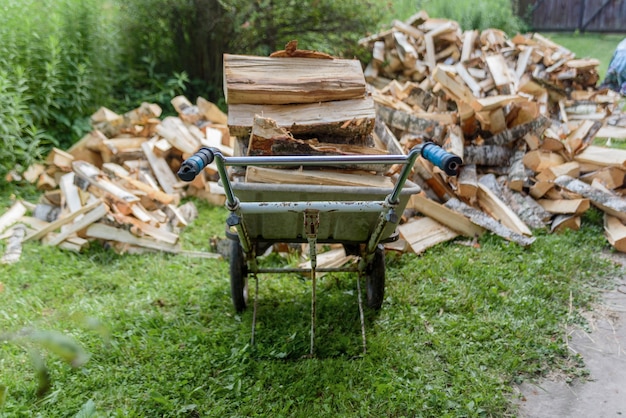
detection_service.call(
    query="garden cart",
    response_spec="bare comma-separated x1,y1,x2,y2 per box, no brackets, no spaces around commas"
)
177,143,461,355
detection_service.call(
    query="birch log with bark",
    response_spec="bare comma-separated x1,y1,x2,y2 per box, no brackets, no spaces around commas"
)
482,115,550,146
375,104,446,141
555,175,626,222
463,145,512,166
444,198,536,246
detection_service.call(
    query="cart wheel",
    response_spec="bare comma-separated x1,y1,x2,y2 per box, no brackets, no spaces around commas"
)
365,245,386,310
230,240,248,312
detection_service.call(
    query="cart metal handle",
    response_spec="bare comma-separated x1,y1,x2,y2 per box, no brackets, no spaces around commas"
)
177,142,461,182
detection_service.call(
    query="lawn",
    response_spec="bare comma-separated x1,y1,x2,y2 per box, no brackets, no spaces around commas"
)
0,186,622,416
1,28,626,418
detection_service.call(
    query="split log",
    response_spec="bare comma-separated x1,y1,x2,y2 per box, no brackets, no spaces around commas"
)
72,161,140,206
59,173,84,214
46,203,108,246
464,145,512,166
171,95,202,124
141,141,179,195
299,247,354,276
46,148,74,172
245,166,394,188
522,150,565,172
536,161,580,181
550,214,581,233
564,120,602,156
156,116,201,155
24,200,103,242
485,54,514,94
455,62,482,96
374,104,446,140
1,224,26,264
444,198,535,246
470,95,526,113
579,166,626,190
457,164,478,200
393,31,418,68
444,125,464,159
0,201,27,234
596,125,626,140
482,115,550,146
431,65,476,105
23,164,46,184
409,193,484,237
604,214,626,253
247,115,385,157
424,22,457,70
537,198,590,215
102,163,176,205
98,137,149,164
555,175,626,222
92,102,161,138
507,149,529,191
574,145,626,168
227,97,376,142
85,223,182,254
223,54,366,105
499,187,550,230
477,176,532,236
110,212,179,245
197,97,228,125
398,216,459,254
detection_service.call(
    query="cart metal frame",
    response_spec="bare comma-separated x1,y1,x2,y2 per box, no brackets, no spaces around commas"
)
178,143,460,355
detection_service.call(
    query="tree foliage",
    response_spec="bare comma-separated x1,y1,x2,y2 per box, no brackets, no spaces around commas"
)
114,0,386,106
0,0,526,179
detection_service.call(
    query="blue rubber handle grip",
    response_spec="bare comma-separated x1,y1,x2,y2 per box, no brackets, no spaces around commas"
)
177,147,215,181
420,142,462,176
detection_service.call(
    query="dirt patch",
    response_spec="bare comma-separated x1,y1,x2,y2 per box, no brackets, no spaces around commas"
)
514,250,626,417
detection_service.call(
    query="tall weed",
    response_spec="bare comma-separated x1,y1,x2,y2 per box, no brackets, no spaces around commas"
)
0,0,119,176
389,0,526,34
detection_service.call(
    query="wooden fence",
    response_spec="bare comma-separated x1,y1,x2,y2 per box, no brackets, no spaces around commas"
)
516,0,626,32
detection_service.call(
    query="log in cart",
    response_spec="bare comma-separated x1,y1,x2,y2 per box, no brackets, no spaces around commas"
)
178,143,461,355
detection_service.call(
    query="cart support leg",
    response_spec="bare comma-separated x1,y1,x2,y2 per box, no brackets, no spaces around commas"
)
251,273,259,346
356,272,367,354
304,210,320,357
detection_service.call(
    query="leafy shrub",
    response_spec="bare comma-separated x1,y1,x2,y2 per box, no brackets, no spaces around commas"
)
113,0,386,108
0,0,119,176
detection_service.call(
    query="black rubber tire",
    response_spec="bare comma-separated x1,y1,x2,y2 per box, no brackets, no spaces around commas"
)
365,245,386,310
229,240,248,312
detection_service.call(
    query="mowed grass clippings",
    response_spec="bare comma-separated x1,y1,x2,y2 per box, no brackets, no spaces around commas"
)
0,193,620,417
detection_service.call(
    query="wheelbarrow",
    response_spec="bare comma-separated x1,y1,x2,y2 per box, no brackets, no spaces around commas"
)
177,143,461,355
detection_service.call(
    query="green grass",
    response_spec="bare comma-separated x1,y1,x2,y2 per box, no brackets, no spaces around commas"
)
0,188,621,416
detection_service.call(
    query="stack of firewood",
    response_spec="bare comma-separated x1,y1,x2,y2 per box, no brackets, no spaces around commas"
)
222,43,398,187
354,10,626,254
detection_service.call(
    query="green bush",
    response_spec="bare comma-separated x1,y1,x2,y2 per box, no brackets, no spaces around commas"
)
113,0,386,108
0,0,120,177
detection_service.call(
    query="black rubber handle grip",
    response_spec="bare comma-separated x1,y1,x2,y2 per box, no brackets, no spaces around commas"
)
420,142,462,176
177,147,215,181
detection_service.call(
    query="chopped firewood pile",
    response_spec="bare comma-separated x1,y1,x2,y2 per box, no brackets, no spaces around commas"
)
357,10,626,254
2,12,626,266
0,98,234,263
